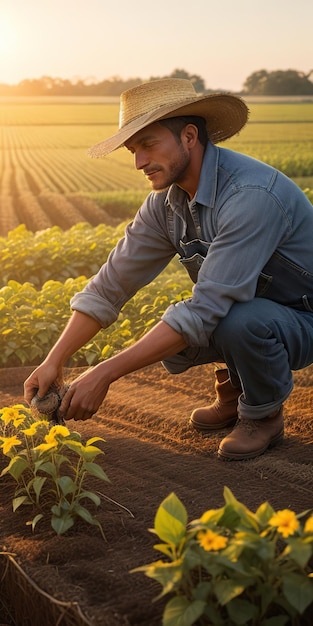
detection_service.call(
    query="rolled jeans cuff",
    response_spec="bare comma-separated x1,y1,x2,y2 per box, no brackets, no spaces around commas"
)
238,380,293,419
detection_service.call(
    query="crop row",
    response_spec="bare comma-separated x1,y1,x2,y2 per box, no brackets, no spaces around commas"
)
0,271,192,368
0,190,146,238
0,193,109,237
0,128,147,194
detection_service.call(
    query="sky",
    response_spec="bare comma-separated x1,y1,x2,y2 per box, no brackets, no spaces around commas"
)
0,0,312,93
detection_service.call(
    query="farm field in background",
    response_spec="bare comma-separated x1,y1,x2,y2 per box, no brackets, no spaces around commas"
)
0,96,312,236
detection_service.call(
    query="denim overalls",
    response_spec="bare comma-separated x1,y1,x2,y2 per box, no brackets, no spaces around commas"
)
163,169,313,418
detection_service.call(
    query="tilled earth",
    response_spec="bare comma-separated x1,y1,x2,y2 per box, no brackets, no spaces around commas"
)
0,363,313,625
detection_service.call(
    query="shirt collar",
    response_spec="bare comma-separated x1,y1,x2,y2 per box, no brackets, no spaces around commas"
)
195,141,218,208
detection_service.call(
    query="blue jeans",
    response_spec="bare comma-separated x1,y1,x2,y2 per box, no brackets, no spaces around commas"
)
162,298,313,419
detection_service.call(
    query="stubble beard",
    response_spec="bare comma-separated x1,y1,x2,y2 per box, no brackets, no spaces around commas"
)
148,144,191,192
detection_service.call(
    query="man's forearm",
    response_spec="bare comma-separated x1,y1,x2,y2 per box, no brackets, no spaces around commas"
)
46,310,102,366
102,320,187,384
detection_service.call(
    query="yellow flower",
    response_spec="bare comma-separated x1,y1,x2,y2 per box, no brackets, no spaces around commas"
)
269,509,299,537
13,414,25,427
0,407,21,425
47,425,70,441
200,509,219,524
22,420,47,437
34,432,57,452
198,529,228,551
304,516,313,534
34,424,70,452
0,435,22,455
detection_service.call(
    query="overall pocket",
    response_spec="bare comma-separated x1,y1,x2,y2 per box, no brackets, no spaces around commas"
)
256,252,313,311
179,239,210,283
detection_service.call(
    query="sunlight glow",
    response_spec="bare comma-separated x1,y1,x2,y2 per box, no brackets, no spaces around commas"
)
0,15,17,55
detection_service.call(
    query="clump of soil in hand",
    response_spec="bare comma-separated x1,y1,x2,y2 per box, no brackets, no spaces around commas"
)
31,383,70,424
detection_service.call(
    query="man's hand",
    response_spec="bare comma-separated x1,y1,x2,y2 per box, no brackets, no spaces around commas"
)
24,361,63,405
24,310,103,415
59,364,110,421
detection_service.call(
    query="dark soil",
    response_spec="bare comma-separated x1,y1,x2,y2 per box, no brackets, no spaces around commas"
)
0,363,313,625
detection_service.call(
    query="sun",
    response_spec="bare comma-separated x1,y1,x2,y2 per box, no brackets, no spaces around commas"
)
0,15,16,56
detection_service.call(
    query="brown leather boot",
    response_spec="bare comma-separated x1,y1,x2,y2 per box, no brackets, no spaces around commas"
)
190,369,241,432
218,407,284,461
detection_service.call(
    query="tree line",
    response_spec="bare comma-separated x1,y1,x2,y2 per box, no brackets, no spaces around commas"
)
0,68,312,97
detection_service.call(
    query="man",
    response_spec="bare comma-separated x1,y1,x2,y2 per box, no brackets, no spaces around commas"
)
24,78,313,461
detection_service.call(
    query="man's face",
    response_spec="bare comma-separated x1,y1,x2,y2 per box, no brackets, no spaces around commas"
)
124,122,191,192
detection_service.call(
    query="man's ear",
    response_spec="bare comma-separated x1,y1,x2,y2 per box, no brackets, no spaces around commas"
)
182,123,198,148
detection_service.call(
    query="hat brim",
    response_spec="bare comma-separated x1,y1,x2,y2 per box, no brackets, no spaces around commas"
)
88,93,248,158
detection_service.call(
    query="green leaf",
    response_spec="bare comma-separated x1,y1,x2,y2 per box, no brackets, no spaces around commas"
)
222,486,259,531
83,461,110,482
33,476,47,502
226,597,258,624
215,578,246,606
58,475,76,496
74,504,105,538
35,460,57,478
282,572,313,613
1,455,28,480
284,538,312,568
86,436,105,446
63,441,84,455
82,444,103,461
78,490,101,507
51,504,61,516
217,504,241,530
26,513,44,532
183,548,203,570
255,500,275,525
51,513,74,535
259,582,277,613
163,596,206,626
154,492,187,544
13,495,30,511
153,542,177,559
75,504,98,525
132,560,183,597
191,581,212,601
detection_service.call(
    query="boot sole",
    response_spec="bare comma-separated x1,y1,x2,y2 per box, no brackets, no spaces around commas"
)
217,429,284,461
190,416,237,433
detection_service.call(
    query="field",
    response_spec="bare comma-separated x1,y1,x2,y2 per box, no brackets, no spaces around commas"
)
0,96,312,237
0,99,313,625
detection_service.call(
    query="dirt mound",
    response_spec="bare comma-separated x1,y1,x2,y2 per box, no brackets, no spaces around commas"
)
0,363,312,625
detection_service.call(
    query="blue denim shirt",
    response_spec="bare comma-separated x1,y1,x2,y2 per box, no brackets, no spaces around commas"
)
71,141,313,346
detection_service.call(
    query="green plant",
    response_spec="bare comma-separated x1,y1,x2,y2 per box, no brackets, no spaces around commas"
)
134,488,313,625
0,404,110,537
0,268,192,368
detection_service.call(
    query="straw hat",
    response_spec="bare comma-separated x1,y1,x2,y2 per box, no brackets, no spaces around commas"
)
88,78,248,158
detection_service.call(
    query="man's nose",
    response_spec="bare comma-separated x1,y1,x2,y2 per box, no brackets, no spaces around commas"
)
135,150,148,170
